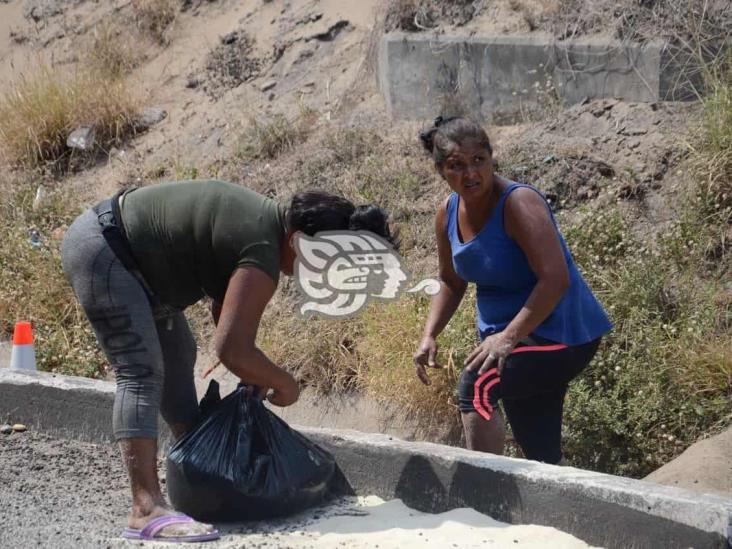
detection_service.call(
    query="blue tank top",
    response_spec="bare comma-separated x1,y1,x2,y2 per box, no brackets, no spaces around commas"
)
446,184,612,345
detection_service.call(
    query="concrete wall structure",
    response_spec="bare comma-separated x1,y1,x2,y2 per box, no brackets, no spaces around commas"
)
378,33,706,122
1,369,731,548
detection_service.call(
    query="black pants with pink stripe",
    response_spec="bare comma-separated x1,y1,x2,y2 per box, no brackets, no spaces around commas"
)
457,335,601,464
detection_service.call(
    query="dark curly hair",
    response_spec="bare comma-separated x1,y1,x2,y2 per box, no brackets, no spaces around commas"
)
286,190,399,249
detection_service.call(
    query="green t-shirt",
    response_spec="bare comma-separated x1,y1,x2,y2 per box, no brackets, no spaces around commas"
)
120,180,285,309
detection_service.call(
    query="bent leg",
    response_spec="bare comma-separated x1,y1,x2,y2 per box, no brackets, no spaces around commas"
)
157,311,199,439
461,409,505,454
502,387,566,464
497,336,601,464
61,210,213,538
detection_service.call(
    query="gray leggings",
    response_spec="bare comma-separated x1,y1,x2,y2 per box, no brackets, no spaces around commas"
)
61,208,199,440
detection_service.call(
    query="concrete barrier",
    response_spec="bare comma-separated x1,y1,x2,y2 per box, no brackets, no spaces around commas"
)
377,33,710,121
0,339,11,369
306,428,732,549
1,369,730,548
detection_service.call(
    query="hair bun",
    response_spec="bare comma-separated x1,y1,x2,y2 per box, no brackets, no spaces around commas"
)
419,115,460,154
351,203,400,246
419,127,438,153
349,204,385,232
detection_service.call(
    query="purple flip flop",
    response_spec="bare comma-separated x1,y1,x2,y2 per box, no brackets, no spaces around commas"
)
122,513,220,543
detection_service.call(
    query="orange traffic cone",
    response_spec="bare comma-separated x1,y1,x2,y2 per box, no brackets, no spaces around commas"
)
10,321,36,371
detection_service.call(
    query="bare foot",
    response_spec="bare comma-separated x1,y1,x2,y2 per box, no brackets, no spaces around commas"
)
129,504,215,538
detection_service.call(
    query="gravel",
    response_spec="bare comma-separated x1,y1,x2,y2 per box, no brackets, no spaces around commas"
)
0,431,364,548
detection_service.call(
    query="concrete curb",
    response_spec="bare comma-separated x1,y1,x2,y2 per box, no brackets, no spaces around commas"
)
378,33,717,121
304,427,732,549
1,369,730,548
0,369,116,442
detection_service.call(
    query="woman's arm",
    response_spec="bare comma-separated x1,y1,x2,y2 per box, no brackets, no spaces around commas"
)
213,266,299,406
414,198,468,385
465,187,570,374
423,201,468,338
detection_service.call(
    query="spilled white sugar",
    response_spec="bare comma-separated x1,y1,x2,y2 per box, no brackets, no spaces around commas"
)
128,496,600,548
289,496,599,549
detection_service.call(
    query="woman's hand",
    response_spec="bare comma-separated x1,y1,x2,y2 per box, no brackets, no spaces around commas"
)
266,373,300,407
413,335,443,386
464,333,517,376
243,374,299,407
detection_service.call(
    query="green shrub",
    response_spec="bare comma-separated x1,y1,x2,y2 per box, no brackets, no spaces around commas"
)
559,57,731,476
561,195,731,476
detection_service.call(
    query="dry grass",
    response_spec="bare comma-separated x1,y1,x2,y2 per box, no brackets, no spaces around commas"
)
256,284,473,444
672,338,732,404
132,0,178,45
0,64,140,170
356,295,477,442
258,291,364,395
384,0,428,31
383,0,485,31
237,110,317,162
695,63,732,211
547,0,732,42
85,21,146,80
0,178,106,378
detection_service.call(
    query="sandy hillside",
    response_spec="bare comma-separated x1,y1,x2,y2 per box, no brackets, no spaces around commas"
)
0,0,384,201
0,0,701,210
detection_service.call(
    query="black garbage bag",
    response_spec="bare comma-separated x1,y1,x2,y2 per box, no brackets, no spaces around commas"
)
166,380,337,522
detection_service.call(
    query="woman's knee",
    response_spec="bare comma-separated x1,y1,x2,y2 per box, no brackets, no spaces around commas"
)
113,372,164,440
457,366,501,421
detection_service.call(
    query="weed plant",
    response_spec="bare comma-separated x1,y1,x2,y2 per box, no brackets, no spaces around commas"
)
0,179,106,378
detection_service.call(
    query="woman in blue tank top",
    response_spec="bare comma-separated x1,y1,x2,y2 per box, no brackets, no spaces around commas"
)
413,117,612,464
